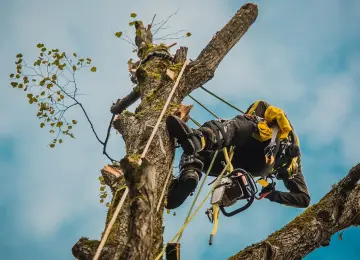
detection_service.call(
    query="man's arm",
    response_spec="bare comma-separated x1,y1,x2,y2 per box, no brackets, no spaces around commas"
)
265,163,310,208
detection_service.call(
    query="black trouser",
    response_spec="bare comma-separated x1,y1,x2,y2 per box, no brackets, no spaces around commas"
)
181,115,310,208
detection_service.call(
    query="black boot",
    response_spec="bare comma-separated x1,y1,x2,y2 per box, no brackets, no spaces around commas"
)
166,115,206,155
165,154,204,209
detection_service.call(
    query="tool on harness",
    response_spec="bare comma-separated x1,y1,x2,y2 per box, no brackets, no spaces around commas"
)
264,124,279,165
268,135,300,180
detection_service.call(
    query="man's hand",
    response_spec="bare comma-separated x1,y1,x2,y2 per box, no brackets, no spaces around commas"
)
258,181,276,199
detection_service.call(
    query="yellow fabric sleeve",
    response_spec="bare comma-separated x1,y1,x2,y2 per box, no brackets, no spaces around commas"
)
264,105,292,139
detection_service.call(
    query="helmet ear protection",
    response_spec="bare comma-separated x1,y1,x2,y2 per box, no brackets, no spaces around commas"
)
288,144,300,158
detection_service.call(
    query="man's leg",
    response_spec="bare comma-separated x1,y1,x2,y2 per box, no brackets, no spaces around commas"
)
166,152,205,209
165,115,256,209
166,115,256,155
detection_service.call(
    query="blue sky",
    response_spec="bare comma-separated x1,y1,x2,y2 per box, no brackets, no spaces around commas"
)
1,0,360,259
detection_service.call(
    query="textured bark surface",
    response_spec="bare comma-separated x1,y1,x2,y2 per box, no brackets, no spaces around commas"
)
229,164,360,260
119,158,156,260
72,3,259,260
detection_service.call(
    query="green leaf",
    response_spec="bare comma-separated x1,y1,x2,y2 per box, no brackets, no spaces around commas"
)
100,199,104,203
68,125,72,129
40,123,45,128
90,67,97,72
10,82,18,87
59,139,63,144
130,13,137,18
9,74,14,78
41,47,47,52
115,31,123,38
98,176,104,181
37,43,44,48
106,203,110,208
18,83,23,89
27,93,33,98
100,186,105,191
49,130,55,134
40,91,45,96
72,65,76,71
72,120,77,124
186,32,192,37
129,21,136,26
39,80,45,86
73,52,77,57
16,53,23,58
50,144,55,148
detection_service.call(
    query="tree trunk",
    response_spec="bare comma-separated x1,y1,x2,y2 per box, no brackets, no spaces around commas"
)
73,3,259,260
229,164,360,260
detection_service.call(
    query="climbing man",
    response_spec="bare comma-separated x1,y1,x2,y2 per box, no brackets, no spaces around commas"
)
165,100,310,210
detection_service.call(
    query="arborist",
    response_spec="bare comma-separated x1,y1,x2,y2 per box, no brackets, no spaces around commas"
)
165,100,310,210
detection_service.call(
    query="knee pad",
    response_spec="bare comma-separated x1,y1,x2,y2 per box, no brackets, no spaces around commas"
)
201,120,231,149
179,153,204,173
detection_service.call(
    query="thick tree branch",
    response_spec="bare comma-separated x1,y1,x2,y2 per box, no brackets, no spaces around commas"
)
184,3,258,94
229,163,360,260
110,90,141,115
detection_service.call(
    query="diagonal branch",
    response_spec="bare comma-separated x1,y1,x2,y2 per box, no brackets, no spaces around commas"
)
229,163,360,260
184,3,258,94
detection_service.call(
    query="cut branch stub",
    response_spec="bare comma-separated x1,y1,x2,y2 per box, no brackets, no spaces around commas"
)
101,165,124,193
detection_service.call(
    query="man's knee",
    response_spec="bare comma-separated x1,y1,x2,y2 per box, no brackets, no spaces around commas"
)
179,153,203,174
200,120,231,149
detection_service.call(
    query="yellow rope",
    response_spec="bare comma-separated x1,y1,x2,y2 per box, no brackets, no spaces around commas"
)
154,148,235,260
176,150,219,242
156,157,175,212
210,204,219,236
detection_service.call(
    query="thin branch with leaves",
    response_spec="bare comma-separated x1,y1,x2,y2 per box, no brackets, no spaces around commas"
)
9,44,117,162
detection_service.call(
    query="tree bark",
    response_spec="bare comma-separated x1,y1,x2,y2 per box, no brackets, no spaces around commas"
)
73,3,259,260
229,163,360,260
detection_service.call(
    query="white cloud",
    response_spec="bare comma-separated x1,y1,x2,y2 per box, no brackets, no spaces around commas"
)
298,74,356,145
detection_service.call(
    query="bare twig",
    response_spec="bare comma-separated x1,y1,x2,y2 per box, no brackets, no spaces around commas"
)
150,14,156,28
102,114,117,162
154,30,186,41
152,9,180,36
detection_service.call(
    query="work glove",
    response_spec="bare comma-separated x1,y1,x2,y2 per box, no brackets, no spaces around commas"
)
258,181,276,199
264,141,277,165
